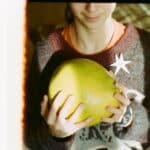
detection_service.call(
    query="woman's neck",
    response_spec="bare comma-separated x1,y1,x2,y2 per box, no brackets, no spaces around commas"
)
70,18,115,54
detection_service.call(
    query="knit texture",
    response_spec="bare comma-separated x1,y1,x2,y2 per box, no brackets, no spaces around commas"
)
25,24,150,150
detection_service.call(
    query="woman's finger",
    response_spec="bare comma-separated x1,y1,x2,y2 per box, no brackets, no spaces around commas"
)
107,106,122,115
115,82,128,94
75,117,93,130
41,95,49,116
102,116,115,124
108,70,116,80
102,113,122,123
103,105,126,123
106,105,125,121
58,95,75,119
114,93,130,106
47,91,66,125
68,103,85,123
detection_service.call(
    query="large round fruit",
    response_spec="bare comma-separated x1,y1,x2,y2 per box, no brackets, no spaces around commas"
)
48,58,120,126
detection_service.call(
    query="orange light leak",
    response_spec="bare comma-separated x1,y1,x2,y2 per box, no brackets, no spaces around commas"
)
22,0,28,149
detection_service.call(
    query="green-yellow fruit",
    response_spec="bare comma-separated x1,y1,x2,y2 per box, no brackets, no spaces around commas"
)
48,58,120,126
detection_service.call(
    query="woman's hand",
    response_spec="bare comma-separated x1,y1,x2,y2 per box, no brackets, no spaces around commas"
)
102,82,131,124
41,92,93,138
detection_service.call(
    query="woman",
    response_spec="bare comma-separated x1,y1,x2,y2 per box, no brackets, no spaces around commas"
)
24,3,150,150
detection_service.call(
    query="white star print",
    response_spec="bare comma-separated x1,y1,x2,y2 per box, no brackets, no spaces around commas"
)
110,53,131,75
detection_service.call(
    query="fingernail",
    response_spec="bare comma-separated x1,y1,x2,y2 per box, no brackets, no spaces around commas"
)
106,105,110,109
80,103,84,106
115,92,119,96
107,106,113,111
114,93,121,99
70,95,75,99
101,118,106,123
68,95,75,102
89,117,93,121
59,91,64,95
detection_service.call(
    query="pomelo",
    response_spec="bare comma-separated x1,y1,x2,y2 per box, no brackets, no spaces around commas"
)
48,58,120,126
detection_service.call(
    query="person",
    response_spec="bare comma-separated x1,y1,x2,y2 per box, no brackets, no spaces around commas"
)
24,3,150,150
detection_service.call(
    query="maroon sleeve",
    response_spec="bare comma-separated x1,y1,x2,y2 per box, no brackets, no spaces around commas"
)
36,39,55,72
24,37,74,150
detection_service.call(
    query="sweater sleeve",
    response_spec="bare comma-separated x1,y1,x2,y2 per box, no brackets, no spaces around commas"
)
113,28,150,144
24,38,74,150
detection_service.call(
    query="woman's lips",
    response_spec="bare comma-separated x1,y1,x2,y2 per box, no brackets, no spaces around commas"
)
85,15,100,22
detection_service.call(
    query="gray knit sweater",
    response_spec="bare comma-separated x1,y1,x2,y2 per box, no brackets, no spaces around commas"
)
25,24,150,150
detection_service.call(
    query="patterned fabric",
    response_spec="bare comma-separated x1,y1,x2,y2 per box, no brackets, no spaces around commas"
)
113,4,150,32
25,24,150,150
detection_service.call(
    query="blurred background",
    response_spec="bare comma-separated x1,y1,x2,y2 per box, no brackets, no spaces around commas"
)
27,3,150,66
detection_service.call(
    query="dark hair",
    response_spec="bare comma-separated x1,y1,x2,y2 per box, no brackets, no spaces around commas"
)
65,3,74,24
